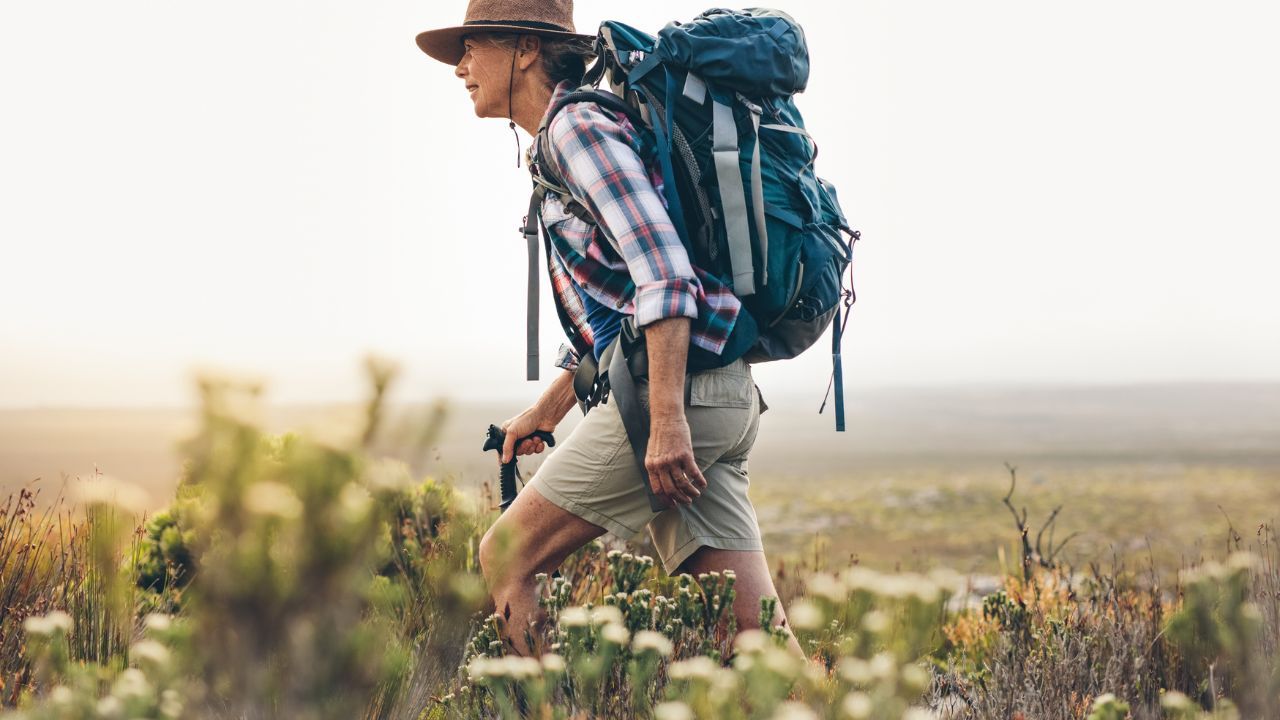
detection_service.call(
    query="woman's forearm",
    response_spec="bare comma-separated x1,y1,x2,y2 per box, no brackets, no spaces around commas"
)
537,368,580,427
643,317,691,423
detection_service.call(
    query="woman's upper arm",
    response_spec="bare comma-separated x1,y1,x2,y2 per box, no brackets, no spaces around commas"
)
545,102,702,325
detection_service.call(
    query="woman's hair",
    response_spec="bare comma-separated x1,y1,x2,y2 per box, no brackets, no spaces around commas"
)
481,32,597,87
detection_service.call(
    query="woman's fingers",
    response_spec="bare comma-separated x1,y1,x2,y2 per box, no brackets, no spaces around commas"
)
514,437,547,456
681,457,708,491
650,462,696,506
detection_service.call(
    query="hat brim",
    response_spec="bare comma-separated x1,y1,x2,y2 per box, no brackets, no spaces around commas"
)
415,25,596,66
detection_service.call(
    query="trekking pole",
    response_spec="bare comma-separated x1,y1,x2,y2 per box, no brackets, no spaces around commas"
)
482,425,556,512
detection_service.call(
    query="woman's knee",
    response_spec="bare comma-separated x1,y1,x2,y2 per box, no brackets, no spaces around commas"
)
478,524,516,586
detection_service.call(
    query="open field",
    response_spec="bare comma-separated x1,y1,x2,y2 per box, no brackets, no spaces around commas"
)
4,381,1279,718
4,383,1278,578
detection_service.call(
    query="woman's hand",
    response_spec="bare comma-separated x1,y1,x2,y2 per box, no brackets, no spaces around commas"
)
645,414,707,507
500,403,557,463
500,369,581,462
641,317,705,507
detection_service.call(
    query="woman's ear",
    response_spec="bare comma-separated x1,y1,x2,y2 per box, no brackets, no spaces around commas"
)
516,35,542,70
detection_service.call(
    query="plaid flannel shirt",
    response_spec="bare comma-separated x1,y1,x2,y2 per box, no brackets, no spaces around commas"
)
533,79,742,372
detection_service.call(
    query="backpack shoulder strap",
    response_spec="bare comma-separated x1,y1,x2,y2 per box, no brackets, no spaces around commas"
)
533,88,650,225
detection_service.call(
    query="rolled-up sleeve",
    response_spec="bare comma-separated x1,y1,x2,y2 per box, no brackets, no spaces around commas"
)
553,342,580,372
546,102,701,327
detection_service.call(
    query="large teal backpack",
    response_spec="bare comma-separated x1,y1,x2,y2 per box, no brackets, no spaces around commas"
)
524,8,860,432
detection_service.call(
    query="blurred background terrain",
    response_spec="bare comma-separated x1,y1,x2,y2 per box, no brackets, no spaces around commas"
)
6,381,1277,579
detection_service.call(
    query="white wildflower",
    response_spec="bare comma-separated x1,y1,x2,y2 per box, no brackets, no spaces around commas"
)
466,656,493,681
876,576,912,600
842,567,880,593
24,611,72,638
337,482,372,520
505,656,542,679
902,709,938,720
601,622,630,646
807,573,845,602
861,611,890,634
540,653,566,674
789,600,824,631
113,668,151,699
762,647,800,678
130,639,171,667
160,688,184,718
50,686,74,705
46,611,73,634
841,691,872,719
655,701,695,720
23,615,52,637
96,695,124,719
900,663,930,694
733,628,770,654
590,605,624,627
669,656,718,681
869,652,897,681
243,482,302,519
144,613,173,633
633,630,674,657
771,701,819,720
838,657,872,686
710,667,740,697
559,607,590,628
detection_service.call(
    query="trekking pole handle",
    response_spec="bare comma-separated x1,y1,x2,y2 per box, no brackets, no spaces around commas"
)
482,425,556,512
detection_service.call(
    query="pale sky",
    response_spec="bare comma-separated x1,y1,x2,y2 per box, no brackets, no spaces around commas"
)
2,1,1278,411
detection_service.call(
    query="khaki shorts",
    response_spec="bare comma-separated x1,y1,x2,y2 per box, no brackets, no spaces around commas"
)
527,357,765,574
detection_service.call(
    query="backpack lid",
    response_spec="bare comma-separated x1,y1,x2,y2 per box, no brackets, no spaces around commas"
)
654,8,810,97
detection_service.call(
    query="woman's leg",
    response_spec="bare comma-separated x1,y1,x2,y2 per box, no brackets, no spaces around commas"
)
478,484,606,655
677,547,805,659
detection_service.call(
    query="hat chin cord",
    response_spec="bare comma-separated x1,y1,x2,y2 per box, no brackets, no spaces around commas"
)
508,46,521,168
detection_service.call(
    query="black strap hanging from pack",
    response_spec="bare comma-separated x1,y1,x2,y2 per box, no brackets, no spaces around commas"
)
522,187,545,381
600,322,668,513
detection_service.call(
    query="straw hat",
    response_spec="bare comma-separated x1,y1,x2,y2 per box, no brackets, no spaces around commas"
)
415,0,596,66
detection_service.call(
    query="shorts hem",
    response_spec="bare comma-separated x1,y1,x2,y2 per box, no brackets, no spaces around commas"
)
527,481,645,543
660,534,764,575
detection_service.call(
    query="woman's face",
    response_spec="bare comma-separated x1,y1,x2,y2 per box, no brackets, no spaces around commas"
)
454,35,513,119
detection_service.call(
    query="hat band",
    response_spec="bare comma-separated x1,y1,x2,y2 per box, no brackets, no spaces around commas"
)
463,19,574,33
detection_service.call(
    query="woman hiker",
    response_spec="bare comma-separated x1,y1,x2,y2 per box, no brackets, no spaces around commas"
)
415,0,801,657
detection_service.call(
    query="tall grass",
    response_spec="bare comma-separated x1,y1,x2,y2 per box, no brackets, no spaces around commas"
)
1,363,1276,719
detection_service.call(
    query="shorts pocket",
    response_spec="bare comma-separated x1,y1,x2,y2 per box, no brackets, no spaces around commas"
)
688,367,754,409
